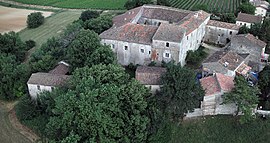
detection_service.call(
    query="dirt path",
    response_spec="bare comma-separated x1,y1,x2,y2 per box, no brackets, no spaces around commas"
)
0,100,39,143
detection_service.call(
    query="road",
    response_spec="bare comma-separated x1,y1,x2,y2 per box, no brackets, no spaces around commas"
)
0,102,32,143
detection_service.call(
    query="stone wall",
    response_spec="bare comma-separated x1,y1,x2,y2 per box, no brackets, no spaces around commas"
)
204,26,238,45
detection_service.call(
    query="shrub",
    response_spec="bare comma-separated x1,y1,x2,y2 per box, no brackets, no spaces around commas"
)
27,12,45,28
79,10,100,21
185,46,207,66
25,40,36,50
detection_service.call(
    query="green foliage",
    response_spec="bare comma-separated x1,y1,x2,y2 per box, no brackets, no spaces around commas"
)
191,4,209,12
0,32,27,62
220,13,236,23
15,95,39,121
66,29,101,70
0,54,30,100
238,3,256,15
157,0,170,6
25,39,36,49
85,45,116,67
124,0,152,10
185,46,208,68
45,64,150,142
224,76,259,124
79,10,100,21
159,64,204,120
84,15,113,34
27,12,45,28
258,65,270,97
238,25,250,34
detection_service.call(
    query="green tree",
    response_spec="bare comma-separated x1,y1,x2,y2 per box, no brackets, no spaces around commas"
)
0,32,27,62
185,46,207,67
157,0,170,6
79,10,100,21
220,13,236,23
258,65,270,98
46,64,150,142
159,63,204,120
224,76,259,124
124,0,152,10
238,3,256,15
85,45,116,67
238,25,250,34
67,29,100,70
84,15,113,34
27,12,45,28
0,54,30,100
191,4,209,12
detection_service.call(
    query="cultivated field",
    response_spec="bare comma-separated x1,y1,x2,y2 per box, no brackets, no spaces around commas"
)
19,10,81,58
169,0,241,13
0,6,53,33
11,0,127,10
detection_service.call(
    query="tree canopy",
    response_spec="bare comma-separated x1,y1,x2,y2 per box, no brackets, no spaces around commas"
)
27,12,45,28
224,76,259,124
124,0,152,10
158,63,204,120
191,4,209,12
84,15,113,34
258,65,270,98
237,3,256,15
79,10,100,21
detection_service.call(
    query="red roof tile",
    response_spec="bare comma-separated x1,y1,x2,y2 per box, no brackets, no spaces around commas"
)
215,73,234,92
200,76,221,96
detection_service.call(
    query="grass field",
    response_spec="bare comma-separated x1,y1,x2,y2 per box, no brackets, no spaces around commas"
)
169,0,241,13
11,0,127,10
154,116,270,143
19,10,81,58
0,102,31,143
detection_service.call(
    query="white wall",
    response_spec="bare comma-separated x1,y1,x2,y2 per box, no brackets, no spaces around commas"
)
255,7,267,17
236,21,252,28
101,39,152,65
28,84,53,99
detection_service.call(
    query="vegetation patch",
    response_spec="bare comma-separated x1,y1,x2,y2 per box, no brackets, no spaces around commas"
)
11,0,127,10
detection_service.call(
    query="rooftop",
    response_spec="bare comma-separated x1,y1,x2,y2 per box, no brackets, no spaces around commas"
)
49,62,69,75
207,20,240,30
135,66,167,85
236,13,262,23
153,23,186,43
233,33,266,48
27,72,70,87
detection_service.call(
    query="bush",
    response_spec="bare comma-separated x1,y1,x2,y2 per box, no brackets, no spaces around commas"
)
27,12,45,28
25,40,36,50
79,10,100,21
15,95,39,121
185,46,208,67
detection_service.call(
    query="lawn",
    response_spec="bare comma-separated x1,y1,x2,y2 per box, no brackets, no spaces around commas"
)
169,0,241,13
153,115,270,143
19,10,81,59
11,0,127,10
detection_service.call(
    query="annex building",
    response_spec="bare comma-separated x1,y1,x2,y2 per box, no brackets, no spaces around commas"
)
100,5,210,66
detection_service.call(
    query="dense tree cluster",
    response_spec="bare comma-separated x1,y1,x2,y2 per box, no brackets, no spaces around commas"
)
79,10,100,21
27,12,45,28
258,65,270,98
237,2,256,15
224,76,259,124
124,0,152,10
185,46,207,67
84,15,113,34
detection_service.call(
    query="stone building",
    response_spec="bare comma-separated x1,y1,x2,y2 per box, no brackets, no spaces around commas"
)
100,5,210,66
135,66,166,93
236,13,262,28
27,62,70,99
229,33,266,71
204,20,240,45
202,50,250,77
250,0,269,17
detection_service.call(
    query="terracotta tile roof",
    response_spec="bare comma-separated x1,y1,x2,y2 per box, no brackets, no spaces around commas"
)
200,73,234,96
135,66,167,85
204,51,245,71
100,23,158,45
27,73,70,87
49,63,69,75
113,6,142,27
207,20,240,30
236,13,262,23
236,63,252,76
200,76,220,96
234,34,266,48
178,10,211,34
141,5,190,23
153,23,185,42
215,73,234,92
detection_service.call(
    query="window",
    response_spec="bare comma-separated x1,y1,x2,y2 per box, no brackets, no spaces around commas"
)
165,53,170,58
124,46,128,50
158,22,161,26
187,36,189,40
37,85,40,91
111,44,115,49
221,33,224,37
51,87,54,91
166,42,169,47
149,51,151,55
229,31,232,35
140,49,144,53
240,23,242,25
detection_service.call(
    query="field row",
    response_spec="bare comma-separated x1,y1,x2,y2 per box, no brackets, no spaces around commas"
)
11,0,127,10
169,0,241,13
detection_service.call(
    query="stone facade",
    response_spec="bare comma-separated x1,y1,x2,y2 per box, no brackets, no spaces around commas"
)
100,5,210,66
